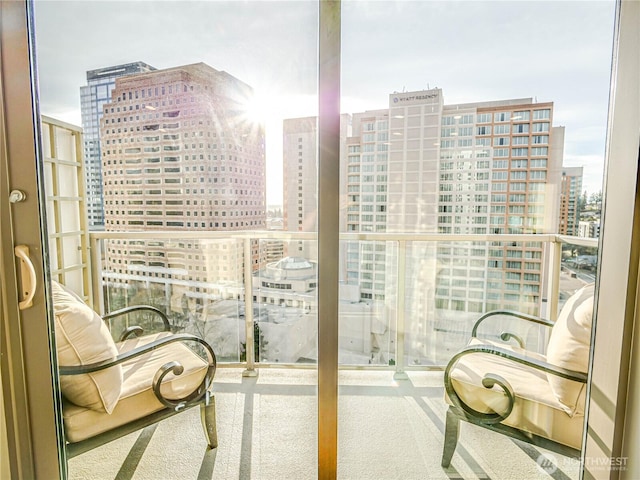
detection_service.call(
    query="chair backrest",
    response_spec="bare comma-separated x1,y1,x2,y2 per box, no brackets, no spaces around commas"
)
52,280,123,414
546,283,595,415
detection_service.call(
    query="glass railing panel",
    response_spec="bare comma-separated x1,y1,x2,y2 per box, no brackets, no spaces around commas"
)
95,232,572,368
100,236,246,361
559,236,599,311
338,239,396,366
253,238,318,364
396,239,549,366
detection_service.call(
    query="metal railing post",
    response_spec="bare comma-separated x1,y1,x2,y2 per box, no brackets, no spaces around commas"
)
90,235,105,315
394,240,408,380
548,237,562,322
243,236,257,377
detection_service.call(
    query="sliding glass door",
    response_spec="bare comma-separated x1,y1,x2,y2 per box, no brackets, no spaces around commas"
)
25,0,324,477
337,1,615,478
5,1,640,479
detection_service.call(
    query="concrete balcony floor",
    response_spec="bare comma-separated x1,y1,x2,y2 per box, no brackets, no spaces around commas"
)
68,369,579,480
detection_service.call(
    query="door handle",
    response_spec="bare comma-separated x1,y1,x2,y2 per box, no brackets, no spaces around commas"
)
14,245,37,310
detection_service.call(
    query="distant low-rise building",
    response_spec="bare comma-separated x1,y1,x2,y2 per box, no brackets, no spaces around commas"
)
247,256,385,363
578,220,601,239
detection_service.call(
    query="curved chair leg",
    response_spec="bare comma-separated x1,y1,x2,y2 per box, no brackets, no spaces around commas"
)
200,393,218,449
442,407,460,468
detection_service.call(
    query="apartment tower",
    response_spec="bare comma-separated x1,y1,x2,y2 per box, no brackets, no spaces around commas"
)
343,110,390,301
283,116,318,260
431,93,563,310
282,114,351,262
558,166,584,236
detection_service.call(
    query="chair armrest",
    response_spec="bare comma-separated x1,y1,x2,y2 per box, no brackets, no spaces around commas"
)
59,334,216,410
103,305,171,333
444,344,587,425
119,326,145,342
471,310,555,348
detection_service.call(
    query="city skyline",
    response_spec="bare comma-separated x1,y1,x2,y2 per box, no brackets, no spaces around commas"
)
34,1,615,204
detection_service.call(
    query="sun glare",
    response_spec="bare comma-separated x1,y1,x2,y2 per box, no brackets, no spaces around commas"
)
241,93,271,125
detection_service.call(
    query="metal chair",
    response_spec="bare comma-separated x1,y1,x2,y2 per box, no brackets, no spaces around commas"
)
51,280,218,458
442,284,594,467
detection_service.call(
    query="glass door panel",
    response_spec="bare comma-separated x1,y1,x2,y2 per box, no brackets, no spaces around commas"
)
34,1,319,477
339,1,614,478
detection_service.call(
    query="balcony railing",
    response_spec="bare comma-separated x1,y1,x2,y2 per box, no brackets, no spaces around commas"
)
85,230,598,377
41,118,600,375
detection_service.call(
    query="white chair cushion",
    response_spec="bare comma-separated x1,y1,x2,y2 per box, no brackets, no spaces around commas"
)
546,283,594,415
63,332,209,443
52,281,122,414
446,338,584,450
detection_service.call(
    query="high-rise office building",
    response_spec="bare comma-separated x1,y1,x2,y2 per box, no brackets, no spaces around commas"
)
559,166,584,236
80,61,156,230
100,63,266,306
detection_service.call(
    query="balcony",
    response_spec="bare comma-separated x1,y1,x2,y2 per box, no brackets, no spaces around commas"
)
40,115,598,477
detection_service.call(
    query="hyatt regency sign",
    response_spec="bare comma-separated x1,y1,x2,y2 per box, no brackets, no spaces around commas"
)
392,91,439,104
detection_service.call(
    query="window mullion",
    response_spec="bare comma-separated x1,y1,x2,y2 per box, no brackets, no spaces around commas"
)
317,1,341,478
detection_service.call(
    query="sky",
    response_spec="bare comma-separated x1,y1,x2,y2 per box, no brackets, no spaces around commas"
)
33,0,616,205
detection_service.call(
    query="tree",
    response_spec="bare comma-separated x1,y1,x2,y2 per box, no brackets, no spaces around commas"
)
589,191,602,207
577,190,588,221
240,321,265,362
